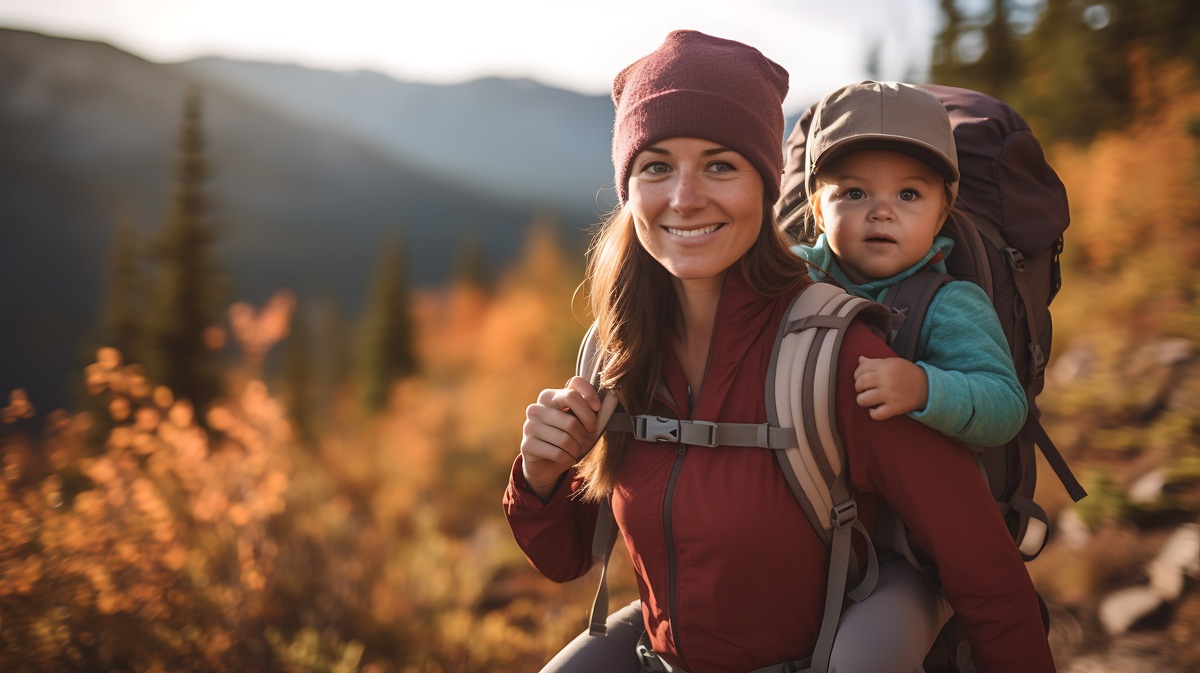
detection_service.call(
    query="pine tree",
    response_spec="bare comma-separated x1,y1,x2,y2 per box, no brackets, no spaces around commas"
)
931,0,967,85
975,0,1020,98
358,237,417,412
146,87,226,412
101,214,145,363
282,302,317,448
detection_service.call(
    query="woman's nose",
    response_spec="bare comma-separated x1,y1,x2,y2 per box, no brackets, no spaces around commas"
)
670,172,706,213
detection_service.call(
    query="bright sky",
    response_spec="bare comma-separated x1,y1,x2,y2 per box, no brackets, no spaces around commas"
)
0,0,940,111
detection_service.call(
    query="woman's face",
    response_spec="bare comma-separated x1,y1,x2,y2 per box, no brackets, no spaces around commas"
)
813,149,948,285
627,137,764,287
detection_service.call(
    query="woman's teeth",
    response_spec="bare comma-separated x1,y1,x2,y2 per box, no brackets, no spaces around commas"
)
667,224,719,238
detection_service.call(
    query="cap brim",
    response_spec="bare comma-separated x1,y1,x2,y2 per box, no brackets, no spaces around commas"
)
816,135,960,185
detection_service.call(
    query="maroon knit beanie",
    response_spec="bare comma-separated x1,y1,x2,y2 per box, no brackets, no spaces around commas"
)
612,30,789,204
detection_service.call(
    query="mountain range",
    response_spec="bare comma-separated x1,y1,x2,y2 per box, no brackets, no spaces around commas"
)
0,27,619,409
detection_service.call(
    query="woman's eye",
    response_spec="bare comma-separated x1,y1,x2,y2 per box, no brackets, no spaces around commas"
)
899,188,919,201
642,161,671,175
708,161,735,173
842,188,865,200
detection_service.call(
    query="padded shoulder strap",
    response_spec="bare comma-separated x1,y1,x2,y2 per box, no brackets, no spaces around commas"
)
883,272,954,361
766,283,888,673
766,283,890,538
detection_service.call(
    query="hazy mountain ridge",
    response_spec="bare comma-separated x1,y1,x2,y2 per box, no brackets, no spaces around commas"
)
0,27,606,408
178,57,620,213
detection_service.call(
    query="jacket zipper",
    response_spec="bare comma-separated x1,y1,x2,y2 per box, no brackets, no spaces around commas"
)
662,296,720,670
662,441,688,667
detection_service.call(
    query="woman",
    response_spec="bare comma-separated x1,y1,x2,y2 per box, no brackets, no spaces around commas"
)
504,30,1055,673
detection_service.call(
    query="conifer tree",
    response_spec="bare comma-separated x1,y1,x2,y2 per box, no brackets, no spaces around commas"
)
101,214,145,363
358,237,417,412
975,0,1020,97
146,87,225,412
282,303,316,447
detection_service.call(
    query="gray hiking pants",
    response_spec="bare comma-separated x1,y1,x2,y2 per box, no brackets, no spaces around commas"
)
538,560,953,673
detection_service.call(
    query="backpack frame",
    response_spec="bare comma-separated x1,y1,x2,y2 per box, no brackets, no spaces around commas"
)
778,83,1088,558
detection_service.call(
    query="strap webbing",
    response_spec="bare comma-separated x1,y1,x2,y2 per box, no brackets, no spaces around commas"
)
808,478,879,673
1030,417,1087,502
606,413,798,449
882,271,953,361
588,499,620,636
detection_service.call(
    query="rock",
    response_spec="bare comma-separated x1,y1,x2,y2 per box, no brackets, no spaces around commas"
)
1057,507,1091,551
1099,586,1163,636
1048,344,1095,388
1148,523,1200,601
1128,468,1167,505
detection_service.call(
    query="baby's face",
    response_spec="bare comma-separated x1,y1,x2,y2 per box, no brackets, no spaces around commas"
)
813,149,948,285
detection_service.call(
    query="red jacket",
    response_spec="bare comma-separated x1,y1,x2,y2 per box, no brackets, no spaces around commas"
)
504,271,1055,673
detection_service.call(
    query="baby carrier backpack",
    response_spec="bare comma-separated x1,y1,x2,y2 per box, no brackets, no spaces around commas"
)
578,84,1087,672
778,83,1088,561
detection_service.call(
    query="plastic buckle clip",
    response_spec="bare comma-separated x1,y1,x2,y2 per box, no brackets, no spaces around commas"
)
634,415,680,443
830,500,858,528
1028,342,1046,378
1003,246,1026,272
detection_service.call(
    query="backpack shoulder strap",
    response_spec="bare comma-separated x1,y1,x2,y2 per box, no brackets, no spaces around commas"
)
766,282,889,673
577,321,602,388
574,322,626,635
882,271,955,361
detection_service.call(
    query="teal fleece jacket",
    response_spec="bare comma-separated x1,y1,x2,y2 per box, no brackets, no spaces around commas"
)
793,235,1026,447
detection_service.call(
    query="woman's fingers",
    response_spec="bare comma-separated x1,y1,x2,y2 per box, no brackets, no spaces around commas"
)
523,403,590,463
545,378,602,435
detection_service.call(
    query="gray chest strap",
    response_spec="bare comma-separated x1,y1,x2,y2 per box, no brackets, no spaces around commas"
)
607,413,798,449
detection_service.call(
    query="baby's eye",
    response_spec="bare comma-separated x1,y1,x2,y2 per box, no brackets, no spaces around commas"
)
842,187,866,200
899,188,919,202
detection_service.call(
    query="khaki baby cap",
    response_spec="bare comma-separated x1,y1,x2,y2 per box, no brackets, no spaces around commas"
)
805,80,959,203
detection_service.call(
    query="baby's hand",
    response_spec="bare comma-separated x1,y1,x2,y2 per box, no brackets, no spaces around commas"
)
853,356,929,420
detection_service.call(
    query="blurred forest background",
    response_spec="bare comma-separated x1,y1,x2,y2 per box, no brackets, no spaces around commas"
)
2,1,1199,671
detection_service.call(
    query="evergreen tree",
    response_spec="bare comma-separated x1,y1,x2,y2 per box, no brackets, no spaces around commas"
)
282,302,317,448
931,0,968,85
974,0,1020,97
146,87,226,412
1014,0,1130,141
358,237,417,412
931,1,1200,144
101,214,145,363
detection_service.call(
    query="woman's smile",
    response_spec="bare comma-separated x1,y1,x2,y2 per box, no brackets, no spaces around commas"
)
665,223,724,238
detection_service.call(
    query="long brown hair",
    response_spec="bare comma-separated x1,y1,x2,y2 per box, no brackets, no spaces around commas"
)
575,196,810,500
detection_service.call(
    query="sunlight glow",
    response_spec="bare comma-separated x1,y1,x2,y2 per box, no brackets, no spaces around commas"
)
0,0,936,109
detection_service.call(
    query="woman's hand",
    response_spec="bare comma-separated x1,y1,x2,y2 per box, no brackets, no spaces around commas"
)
521,376,603,499
853,356,929,420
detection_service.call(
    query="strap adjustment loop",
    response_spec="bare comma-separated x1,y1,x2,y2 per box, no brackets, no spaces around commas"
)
830,500,858,528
